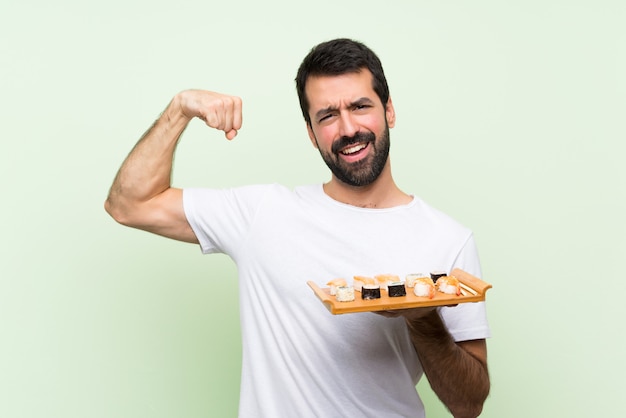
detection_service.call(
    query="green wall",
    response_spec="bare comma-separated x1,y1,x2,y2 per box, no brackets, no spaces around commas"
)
2,1,624,416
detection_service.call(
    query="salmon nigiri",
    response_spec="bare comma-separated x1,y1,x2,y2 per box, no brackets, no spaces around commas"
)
436,275,461,296
353,276,376,292
375,274,400,291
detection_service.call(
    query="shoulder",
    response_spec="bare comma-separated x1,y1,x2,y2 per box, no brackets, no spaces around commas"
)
184,183,291,200
410,196,472,235
182,183,312,215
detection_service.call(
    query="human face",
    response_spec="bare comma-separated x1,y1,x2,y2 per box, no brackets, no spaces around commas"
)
305,70,396,187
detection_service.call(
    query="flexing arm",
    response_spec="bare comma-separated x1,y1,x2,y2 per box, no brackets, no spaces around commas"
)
405,309,490,418
104,89,242,242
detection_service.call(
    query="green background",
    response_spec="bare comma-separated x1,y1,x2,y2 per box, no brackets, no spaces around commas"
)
2,1,624,416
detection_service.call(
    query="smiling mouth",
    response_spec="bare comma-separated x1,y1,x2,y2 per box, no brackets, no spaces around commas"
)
339,142,368,155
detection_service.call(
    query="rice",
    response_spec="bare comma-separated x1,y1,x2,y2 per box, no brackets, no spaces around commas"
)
336,286,355,302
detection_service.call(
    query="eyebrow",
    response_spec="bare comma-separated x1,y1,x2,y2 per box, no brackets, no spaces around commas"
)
314,97,375,121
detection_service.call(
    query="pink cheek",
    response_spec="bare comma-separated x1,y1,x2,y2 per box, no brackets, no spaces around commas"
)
316,126,338,145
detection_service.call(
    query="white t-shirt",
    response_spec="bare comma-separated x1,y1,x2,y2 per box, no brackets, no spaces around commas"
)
183,183,490,418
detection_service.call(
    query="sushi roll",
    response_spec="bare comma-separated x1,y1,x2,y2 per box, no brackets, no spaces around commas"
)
375,274,399,291
388,281,406,297
413,277,436,299
353,276,375,292
436,275,461,296
405,273,428,288
430,270,447,283
327,278,347,296
336,286,355,302
361,284,381,300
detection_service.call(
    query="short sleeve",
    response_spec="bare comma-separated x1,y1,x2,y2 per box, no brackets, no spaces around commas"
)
439,234,491,341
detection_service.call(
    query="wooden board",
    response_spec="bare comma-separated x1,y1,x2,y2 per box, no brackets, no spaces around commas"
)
307,268,492,315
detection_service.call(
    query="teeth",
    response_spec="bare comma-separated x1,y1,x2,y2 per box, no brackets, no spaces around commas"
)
341,143,367,155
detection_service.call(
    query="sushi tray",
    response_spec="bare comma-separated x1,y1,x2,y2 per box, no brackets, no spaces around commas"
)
307,268,492,315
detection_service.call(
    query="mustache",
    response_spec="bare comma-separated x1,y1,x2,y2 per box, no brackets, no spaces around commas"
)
331,131,376,154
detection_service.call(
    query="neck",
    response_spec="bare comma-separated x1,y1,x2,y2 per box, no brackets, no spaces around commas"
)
323,164,411,209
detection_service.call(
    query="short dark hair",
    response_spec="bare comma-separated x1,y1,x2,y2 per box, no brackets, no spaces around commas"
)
295,38,390,126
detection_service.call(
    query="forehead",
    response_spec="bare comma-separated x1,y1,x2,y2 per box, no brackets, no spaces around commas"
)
305,70,378,111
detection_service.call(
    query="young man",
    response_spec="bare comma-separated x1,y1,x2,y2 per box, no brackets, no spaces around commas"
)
105,38,490,418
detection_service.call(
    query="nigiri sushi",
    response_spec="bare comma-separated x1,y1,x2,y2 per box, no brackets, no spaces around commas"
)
375,274,400,291
413,277,436,299
436,275,461,296
430,270,447,283
353,276,376,292
405,273,428,288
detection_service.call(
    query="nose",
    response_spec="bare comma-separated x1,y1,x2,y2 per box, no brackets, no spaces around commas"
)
338,111,358,138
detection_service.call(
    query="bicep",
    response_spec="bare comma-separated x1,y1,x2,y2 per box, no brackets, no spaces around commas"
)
133,188,199,244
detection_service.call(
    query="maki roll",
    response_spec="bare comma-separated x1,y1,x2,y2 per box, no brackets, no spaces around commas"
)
336,286,355,302
388,281,406,297
361,284,381,300
327,278,347,296
430,270,447,283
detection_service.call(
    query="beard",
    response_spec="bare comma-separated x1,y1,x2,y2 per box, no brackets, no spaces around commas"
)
316,124,390,187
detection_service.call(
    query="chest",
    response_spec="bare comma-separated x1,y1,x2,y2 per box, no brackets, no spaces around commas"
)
238,201,459,297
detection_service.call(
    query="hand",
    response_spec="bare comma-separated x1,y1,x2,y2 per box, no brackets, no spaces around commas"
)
176,89,243,140
375,306,438,321
376,301,458,321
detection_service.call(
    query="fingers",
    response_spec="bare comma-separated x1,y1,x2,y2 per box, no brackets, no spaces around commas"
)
375,307,438,321
374,310,401,318
178,90,243,139
224,129,238,140
202,94,243,139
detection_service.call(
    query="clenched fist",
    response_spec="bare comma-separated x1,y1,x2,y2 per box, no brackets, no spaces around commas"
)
175,89,243,140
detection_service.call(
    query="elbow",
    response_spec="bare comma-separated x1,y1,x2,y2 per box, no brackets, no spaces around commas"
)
104,196,134,227
449,381,490,418
104,194,161,232
449,403,485,418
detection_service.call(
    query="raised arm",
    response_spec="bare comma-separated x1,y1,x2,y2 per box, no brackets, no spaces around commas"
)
104,89,243,242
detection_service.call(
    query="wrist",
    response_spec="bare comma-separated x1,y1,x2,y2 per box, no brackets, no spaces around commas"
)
405,309,450,341
153,94,193,141
168,93,194,124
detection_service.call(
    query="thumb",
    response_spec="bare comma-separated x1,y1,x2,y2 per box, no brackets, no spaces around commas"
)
225,129,238,140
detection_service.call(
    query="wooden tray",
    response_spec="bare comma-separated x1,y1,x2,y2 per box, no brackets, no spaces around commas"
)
307,268,492,315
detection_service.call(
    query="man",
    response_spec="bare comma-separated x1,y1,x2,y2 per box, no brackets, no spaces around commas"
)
105,38,490,417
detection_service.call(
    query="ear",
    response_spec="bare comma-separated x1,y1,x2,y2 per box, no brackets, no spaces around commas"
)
306,123,319,149
385,97,396,128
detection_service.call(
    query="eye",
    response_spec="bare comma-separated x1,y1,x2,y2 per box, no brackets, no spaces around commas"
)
318,113,335,123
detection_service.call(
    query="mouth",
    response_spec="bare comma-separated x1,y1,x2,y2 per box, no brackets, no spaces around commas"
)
339,142,369,156
337,142,370,163
331,132,376,162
